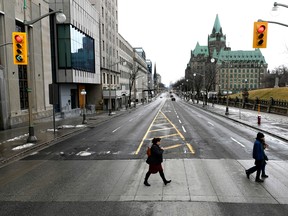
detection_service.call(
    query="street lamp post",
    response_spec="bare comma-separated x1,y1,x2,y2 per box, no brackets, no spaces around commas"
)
81,89,87,124
258,2,288,27
23,1,66,143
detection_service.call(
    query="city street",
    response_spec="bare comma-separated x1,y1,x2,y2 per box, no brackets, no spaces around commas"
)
0,93,288,215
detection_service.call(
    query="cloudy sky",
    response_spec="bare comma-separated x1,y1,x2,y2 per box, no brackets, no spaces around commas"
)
118,0,288,86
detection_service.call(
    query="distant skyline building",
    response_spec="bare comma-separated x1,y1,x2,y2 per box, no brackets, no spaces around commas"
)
186,14,268,94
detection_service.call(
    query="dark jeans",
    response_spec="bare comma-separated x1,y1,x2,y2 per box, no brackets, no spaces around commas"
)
247,160,264,180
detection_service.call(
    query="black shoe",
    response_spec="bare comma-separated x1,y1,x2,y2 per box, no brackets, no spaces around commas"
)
245,170,250,179
261,174,268,178
144,181,150,186
164,180,171,185
255,179,264,183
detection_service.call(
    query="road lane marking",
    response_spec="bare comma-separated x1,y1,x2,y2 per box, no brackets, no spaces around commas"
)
231,137,245,147
179,120,182,123
160,111,185,140
182,126,186,133
208,122,214,127
135,109,162,155
160,111,195,154
146,134,179,140
163,144,182,150
112,126,121,133
135,108,195,155
153,123,171,127
186,143,195,154
150,127,174,132
177,115,179,118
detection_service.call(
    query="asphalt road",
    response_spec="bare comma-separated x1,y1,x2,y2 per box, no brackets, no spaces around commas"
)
0,92,288,216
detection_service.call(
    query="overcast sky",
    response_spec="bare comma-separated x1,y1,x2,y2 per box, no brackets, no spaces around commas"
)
118,0,288,86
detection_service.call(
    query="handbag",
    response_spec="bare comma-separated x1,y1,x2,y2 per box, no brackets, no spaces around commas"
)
146,147,151,157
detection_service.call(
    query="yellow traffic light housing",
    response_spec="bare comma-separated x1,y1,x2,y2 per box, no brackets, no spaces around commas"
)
12,32,28,65
253,22,268,48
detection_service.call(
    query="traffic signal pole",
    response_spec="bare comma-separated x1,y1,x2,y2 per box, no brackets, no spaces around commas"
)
24,2,37,143
258,19,288,28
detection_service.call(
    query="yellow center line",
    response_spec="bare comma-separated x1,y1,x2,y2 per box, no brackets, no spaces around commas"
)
135,106,195,155
135,109,162,155
149,127,175,132
147,134,179,140
163,144,182,150
160,111,195,155
186,143,195,154
160,111,185,140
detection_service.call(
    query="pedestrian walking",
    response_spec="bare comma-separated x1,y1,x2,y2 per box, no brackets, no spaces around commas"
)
245,132,266,182
144,137,171,186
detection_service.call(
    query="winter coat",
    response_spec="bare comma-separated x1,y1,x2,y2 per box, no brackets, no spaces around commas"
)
146,143,164,165
253,139,265,161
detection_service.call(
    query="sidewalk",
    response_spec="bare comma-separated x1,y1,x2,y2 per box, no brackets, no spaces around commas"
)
193,101,288,141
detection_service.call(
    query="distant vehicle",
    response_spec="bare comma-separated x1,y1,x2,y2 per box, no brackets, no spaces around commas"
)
171,97,176,101
160,96,163,98
170,95,174,98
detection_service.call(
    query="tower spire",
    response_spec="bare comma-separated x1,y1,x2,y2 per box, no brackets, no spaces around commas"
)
212,14,222,34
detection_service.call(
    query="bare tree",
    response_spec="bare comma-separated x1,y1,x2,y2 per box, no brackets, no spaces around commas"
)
128,64,140,107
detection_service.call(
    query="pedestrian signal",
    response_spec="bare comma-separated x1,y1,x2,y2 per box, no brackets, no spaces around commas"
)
253,22,268,48
12,32,28,65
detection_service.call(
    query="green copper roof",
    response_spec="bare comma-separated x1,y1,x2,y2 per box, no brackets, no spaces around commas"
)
208,14,226,42
192,42,209,57
217,49,266,64
212,14,221,34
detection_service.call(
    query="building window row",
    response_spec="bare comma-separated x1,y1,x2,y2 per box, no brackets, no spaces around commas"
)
102,72,120,85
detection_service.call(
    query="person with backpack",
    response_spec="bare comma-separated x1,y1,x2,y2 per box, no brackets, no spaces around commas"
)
144,137,171,186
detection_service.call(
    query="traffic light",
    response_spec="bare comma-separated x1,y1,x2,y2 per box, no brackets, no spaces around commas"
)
12,32,28,65
253,22,268,48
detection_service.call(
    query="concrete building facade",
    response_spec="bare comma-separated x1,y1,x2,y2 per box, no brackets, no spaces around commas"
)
50,0,101,117
0,0,101,130
0,0,53,129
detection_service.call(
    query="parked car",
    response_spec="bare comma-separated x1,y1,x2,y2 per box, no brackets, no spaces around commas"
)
171,97,176,101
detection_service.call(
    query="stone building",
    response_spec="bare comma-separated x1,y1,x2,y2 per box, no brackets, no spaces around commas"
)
186,14,268,95
0,0,101,130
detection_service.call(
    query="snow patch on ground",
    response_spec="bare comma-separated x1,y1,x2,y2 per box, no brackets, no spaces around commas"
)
12,143,34,150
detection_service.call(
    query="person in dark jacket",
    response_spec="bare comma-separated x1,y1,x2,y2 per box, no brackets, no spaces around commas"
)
245,132,266,182
144,137,171,186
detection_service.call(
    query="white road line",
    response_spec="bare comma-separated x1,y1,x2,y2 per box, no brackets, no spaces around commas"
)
112,126,121,133
208,122,214,127
179,120,182,123
182,126,186,133
231,137,245,147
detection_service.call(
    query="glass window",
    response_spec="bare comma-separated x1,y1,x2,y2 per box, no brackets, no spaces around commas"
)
58,25,95,73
